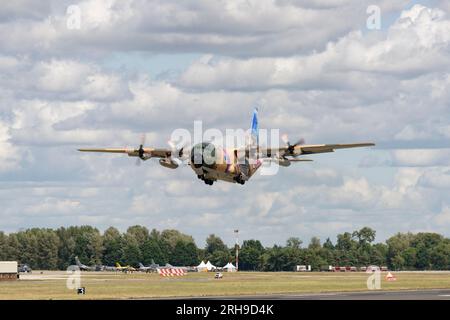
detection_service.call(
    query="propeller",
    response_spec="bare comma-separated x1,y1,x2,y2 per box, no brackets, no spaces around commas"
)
167,139,190,165
135,133,147,166
281,134,305,156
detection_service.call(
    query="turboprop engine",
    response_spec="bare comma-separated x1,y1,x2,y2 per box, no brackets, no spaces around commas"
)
277,158,291,167
159,158,179,169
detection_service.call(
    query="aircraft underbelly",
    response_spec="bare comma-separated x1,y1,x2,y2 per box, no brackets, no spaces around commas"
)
190,161,238,183
203,168,236,183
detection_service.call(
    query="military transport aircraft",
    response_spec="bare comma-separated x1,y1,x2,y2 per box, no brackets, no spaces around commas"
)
79,109,374,185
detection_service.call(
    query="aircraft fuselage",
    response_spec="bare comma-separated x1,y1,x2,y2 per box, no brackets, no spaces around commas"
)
189,142,261,185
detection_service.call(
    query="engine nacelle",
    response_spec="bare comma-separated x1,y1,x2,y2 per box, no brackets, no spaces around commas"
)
159,158,179,169
277,158,291,167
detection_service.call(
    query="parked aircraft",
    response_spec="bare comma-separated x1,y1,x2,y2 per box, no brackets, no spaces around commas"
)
137,259,160,273
115,262,136,273
75,256,97,271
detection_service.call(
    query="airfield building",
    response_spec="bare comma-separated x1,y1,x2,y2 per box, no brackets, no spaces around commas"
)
0,261,18,281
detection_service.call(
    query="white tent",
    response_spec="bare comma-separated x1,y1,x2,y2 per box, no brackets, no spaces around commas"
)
197,261,207,272
223,262,237,272
205,261,216,271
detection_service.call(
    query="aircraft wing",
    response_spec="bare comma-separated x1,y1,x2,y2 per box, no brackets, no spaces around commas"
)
262,142,375,158
78,148,172,158
294,143,375,155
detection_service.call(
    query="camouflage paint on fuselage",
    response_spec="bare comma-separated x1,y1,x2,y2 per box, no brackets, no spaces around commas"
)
189,140,262,184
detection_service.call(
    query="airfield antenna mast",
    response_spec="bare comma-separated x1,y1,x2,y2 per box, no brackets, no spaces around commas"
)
234,229,239,271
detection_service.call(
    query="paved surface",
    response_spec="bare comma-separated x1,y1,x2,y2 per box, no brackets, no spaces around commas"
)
193,289,450,300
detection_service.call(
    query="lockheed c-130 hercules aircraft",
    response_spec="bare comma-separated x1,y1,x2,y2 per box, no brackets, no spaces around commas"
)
79,109,374,186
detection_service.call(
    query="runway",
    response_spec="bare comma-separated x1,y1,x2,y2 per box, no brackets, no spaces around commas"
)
194,289,450,300
12,271,450,300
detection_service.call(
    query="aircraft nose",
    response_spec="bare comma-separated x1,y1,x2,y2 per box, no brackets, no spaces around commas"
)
191,144,203,168
191,143,216,168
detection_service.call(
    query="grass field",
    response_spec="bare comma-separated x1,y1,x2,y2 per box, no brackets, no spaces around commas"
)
1,271,450,299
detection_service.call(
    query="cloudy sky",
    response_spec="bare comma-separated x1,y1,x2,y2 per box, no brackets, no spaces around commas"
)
1,0,450,246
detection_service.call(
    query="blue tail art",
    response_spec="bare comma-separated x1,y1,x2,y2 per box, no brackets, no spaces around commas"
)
250,107,259,146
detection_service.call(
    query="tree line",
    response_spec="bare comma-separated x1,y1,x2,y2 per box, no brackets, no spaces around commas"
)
0,226,449,271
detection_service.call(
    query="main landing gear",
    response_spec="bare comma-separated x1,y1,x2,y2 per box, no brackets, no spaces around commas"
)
198,175,215,186
234,175,246,185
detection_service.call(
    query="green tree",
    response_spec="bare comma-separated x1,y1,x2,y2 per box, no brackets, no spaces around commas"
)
283,237,304,271
402,247,417,269
371,243,388,266
239,240,265,271
205,234,228,255
352,227,376,246
204,234,230,266
102,227,124,266
386,232,414,270
122,233,141,266
72,226,103,265
16,230,38,267
429,241,450,270
209,249,232,267
126,225,150,258
262,245,288,271
56,227,76,269
36,229,59,269
308,237,321,251
184,242,200,266
126,225,150,244
56,226,101,268
303,249,327,271
305,237,330,270
336,232,356,251
161,229,195,249
5,233,20,261
0,232,7,260
160,229,195,263
320,238,336,268
323,238,334,250
170,241,199,266
141,238,165,265
412,233,444,270
286,237,302,249
335,232,358,266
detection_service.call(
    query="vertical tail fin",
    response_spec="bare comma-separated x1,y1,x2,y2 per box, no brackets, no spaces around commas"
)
250,107,259,146
75,256,81,266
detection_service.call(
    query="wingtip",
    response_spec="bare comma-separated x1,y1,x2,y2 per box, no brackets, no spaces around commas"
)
360,143,376,147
